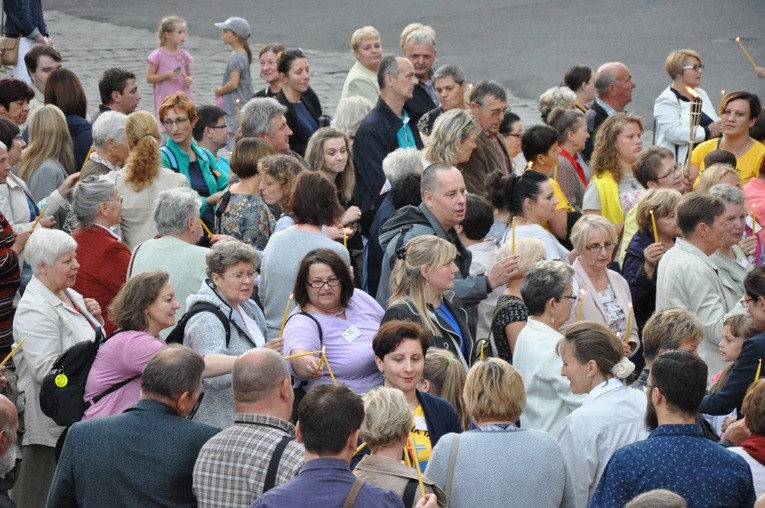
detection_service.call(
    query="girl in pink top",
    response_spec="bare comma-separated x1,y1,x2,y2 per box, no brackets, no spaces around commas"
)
146,16,194,122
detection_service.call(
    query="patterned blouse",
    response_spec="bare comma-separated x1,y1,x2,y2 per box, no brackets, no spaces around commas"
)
219,193,275,252
491,295,528,364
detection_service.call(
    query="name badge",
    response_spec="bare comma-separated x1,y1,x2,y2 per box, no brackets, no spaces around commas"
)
414,415,428,432
341,325,361,343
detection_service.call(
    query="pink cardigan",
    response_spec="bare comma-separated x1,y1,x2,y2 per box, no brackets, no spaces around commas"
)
563,258,639,355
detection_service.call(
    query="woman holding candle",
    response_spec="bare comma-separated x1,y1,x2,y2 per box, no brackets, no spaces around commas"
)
709,184,755,299
689,91,765,186
622,189,682,338
654,49,722,165
275,49,324,157
564,216,639,357
284,248,382,394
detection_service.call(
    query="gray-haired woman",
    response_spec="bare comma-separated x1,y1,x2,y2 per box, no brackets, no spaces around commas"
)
80,111,129,179
183,239,278,428
422,109,480,167
72,175,129,334
710,183,754,299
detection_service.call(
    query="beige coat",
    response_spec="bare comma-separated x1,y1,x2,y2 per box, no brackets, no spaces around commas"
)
353,454,447,507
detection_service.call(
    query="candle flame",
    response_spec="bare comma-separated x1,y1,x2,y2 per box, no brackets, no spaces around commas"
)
736,36,741,42
685,86,700,99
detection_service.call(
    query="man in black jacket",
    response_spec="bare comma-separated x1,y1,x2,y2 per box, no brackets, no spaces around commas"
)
584,62,636,160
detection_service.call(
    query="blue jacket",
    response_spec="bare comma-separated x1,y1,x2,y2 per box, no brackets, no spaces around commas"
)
46,399,220,507
416,389,462,446
66,114,93,173
3,0,47,38
622,229,657,335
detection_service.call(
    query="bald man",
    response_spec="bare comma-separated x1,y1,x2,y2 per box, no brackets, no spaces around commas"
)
584,62,637,159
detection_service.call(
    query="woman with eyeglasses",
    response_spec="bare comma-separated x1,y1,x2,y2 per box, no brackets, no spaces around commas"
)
158,92,228,235
284,248,383,395
275,48,324,157
564,216,639,357
654,49,722,165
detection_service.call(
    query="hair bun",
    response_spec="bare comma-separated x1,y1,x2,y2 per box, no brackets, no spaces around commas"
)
610,357,635,379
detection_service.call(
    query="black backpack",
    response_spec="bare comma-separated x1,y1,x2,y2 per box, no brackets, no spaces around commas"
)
165,302,231,346
39,330,138,427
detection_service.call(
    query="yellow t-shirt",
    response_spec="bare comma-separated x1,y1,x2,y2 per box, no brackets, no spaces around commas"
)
691,138,765,186
409,404,432,471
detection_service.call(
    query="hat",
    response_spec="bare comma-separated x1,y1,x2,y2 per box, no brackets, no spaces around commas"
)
214,17,251,39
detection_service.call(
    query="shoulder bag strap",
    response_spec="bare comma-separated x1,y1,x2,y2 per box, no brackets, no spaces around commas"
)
342,478,364,508
402,478,419,507
127,241,144,278
285,311,323,344
444,434,460,502
262,435,294,493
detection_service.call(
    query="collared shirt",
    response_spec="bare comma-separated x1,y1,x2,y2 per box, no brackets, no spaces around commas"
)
252,457,405,508
193,413,304,508
594,97,617,117
396,111,417,149
590,424,755,508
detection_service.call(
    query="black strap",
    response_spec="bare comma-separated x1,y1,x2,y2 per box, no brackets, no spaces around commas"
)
91,374,139,404
214,188,232,234
285,312,323,344
402,478,419,507
263,435,294,493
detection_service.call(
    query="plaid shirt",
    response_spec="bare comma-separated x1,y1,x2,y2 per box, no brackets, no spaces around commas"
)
193,413,304,507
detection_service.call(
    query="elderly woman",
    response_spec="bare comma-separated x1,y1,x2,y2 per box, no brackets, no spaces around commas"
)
44,68,93,171
490,237,546,363
689,91,765,186
80,111,129,178
113,110,189,250
354,386,448,507
422,109,480,168
420,348,469,431
372,320,461,469
383,235,473,368
622,189,682,337
258,154,304,232
285,248,382,394
184,239,275,428
217,137,275,251
563,65,596,113
84,270,236,420
566,216,639,354
253,43,286,98
548,107,590,211
71,175,130,334
583,113,646,234
0,78,34,126
557,322,647,508
12,228,103,506
538,86,577,123
654,49,722,164
260,172,350,338
418,65,468,138
341,26,383,105
425,358,576,507
331,96,373,145
276,49,324,157
513,260,584,437
709,184,755,300
159,92,228,232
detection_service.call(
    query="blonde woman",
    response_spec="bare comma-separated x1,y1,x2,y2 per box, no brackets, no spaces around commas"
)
420,348,469,431
341,26,383,105
112,110,188,250
382,235,473,368
422,109,481,167
695,163,741,194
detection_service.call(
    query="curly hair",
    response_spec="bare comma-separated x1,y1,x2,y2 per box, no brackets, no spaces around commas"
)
590,112,644,182
123,111,162,191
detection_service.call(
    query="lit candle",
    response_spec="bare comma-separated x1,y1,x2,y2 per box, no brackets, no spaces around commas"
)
756,358,762,383
479,340,487,361
650,210,659,243
278,293,293,337
625,303,633,344
408,437,427,499
200,219,214,239
0,336,25,367
236,98,241,125
31,203,49,229
577,289,585,321
737,36,758,70
752,203,757,232
511,216,516,255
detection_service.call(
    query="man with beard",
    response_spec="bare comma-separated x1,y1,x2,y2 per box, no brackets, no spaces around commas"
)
0,394,18,506
590,351,755,507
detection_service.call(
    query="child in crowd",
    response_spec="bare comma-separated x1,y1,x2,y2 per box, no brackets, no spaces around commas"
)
146,16,194,122
214,16,253,147
706,314,759,435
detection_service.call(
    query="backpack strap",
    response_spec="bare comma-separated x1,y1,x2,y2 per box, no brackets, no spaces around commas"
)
388,224,415,270
168,302,231,347
91,374,139,404
342,478,364,508
402,478,419,508
262,435,294,493
284,312,323,344
160,145,179,172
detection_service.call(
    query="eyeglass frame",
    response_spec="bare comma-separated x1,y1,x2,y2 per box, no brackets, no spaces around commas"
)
681,64,705,71
162,117,190,127
584,241,617,252
307,278,342,289
473,101,508,118
655,164,681,180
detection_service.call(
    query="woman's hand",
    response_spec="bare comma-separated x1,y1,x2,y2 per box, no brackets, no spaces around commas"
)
264,337,283,354
739,236,757,257
415,494,438,508
756,67,765,79
341,206,362,226
622,341,632,358
642,242,665,279
291,352,323,380
83,298,102,318
58,172,81,198
325,226,354,241
206,191,224,206
707,119,723,139
38,216,56,229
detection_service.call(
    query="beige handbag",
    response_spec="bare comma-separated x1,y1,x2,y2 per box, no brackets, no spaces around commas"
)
0,4,19,67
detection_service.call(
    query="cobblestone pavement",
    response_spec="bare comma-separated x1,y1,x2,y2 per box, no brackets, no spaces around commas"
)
0,10,541,128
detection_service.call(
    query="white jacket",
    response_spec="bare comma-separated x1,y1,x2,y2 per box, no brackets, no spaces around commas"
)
653,85,719,164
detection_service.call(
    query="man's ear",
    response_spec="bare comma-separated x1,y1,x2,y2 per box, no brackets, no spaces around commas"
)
111,90,121,104
295,421,304,444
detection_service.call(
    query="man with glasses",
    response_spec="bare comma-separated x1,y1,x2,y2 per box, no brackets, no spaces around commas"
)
584,62,636,160
458,80,512,197
193,105,231,177
48,345,221,506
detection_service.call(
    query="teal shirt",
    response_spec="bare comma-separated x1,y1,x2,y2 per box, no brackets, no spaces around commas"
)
396,110,417,149
160,139,228,217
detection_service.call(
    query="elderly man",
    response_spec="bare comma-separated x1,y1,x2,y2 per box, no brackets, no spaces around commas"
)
193,349,304,507
0,394,18,505
23,43,60,109
240,97,293,155
353,55,422,217
47,345,221,507
91,68,141,122
417,64,468,137
0,78,34,126
584,62,636,159
590,351,755,507
193,105,231,176
457,80,512,197
402,29,438,125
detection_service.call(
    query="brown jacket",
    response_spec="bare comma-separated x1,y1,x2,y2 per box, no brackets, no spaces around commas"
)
353,454,448,507
457,131,511,197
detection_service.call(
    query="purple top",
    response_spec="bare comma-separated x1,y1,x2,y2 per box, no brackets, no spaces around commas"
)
284,290,383,394
82,330,165,420
147,47,194,119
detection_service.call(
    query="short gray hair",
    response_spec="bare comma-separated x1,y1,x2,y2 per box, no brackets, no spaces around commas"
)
72,175,117,227
91,110,127,150
26,228,77,274
709,183,746,206
153,187,201,236
521,260,574,316
433,64,465,85
206,239,259,279
469,80,507,105
360,387,412,449
594,62,621,96
377,55,401,90
538,86,577,122
382,147,424,182
241,98,288,138
405,29,436,48
331,96,373,138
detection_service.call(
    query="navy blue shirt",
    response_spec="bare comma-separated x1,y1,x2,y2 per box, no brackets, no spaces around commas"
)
589,424,755,508
252,458,404,508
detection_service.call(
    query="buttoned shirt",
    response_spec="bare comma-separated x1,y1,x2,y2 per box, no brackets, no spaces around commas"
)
590,424,755,508
193,413,304,508
594,98,617,117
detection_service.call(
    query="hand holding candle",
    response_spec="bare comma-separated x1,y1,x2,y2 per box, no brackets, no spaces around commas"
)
577,289,585,321
0,336,25,367
31,203,49,229
650,210,659,243
200,219,214,240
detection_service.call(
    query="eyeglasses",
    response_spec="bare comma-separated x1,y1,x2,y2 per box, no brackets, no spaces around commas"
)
584,242,617,252
561,294,578,302
474,102,508,118
505,131,523,138
209,124,228,130
162,117,189,127
109,195,124,204
656,164,681,180
682,64,705,71
224,271,256,282
186,391,204,420
307,278,341,289
742,296,757,306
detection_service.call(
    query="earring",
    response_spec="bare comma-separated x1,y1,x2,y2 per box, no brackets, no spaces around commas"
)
551,316,555,325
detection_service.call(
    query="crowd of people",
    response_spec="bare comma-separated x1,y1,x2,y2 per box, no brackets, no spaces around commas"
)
1,3,765,508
